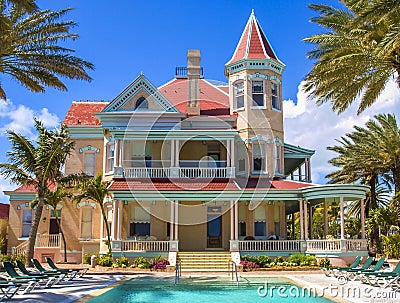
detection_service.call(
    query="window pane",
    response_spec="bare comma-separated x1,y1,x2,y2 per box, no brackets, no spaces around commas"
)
84,153,96,176
22,210,32,223
254,222,266,236
81,208,92,238
235,83,244,109
272,83,280,110
252,81,263,93
107,143,115,172
131,222,150,237
252,94,264,107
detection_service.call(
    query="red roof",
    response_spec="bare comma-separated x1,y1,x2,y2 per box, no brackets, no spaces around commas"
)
235,178,315,190
0,204,9,219
8,183,57,193
159,79,230,116
109,178,239,191
63,101,108,126
227,10,279,65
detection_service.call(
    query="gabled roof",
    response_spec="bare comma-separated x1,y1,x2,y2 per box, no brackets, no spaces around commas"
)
102,74,178,113
159,78,230,116
63,101,108,126
226,10,281,65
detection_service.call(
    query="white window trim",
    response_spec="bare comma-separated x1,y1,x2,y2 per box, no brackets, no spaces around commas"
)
233,81,245,111
106,142,115,173
250,80,266,109
271,82,281,111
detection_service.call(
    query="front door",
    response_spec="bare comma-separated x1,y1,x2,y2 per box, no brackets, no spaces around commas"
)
207,206,222,248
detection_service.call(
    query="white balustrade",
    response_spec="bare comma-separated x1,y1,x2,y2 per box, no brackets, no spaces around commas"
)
122,240,170,252
239,240,301,252
306,240,341,252
346,239,368,251
12,241,29,255
36,234,62,248
178,167,227,178
124,167,170,178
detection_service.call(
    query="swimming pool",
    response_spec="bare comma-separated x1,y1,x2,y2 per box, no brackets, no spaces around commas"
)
85,276,336,303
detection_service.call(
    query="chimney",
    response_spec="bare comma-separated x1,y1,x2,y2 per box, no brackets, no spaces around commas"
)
186,50,201,116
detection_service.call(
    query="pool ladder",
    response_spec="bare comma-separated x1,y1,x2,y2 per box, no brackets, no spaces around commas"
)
229,261,239,286
174,257,182,285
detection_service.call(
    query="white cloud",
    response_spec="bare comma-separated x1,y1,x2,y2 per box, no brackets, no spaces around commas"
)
0,101,60,137
283,80,400,184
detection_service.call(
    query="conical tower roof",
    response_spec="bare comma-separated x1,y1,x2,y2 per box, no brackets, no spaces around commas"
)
226,9,282,65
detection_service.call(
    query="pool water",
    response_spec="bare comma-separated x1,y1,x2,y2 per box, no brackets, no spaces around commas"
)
86,276,336,303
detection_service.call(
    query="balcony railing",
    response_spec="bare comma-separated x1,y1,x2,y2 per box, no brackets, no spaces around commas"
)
118,160,231,179
122,240,170,252
36,233,62,248
306,239,341,252
239,240,301,252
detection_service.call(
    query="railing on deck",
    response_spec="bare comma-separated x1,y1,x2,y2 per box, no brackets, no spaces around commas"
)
346,239,368,251
122,240,170,252
239,240,301,252
124,167,170,178
306,239,341,251
36,234,62,248
12,240,29,255
179,167,227,178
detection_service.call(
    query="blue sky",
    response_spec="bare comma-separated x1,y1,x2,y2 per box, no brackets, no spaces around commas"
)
1,0,400,203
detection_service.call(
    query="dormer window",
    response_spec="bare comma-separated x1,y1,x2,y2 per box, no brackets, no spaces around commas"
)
134,97,149,110
252,81,264,107
234,82,244,109
271,83,280,110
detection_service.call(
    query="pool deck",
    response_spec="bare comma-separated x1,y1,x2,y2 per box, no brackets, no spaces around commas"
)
8,268,399,303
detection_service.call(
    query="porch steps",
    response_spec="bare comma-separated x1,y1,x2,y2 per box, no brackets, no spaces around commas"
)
178,252,232,272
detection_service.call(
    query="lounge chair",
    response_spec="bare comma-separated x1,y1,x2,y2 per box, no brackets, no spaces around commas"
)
45,257,87,278
32,259,76,281
0,281,21,301
15,260,65,284
322,256,362,277
359,262,400,286
338,258,386,283
0,262,41,293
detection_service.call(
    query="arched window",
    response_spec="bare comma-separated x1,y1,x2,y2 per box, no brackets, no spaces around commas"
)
234,81,244,109
134,97,149,110
251,80,265,107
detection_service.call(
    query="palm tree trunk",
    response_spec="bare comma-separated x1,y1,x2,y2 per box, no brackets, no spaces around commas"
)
55,217,67,263
392,166,400,227
368,175,380,253
101,207,112,255
26,190,45,267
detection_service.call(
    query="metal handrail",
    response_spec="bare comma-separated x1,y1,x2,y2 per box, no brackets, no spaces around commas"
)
229,261,239,285
174,257,182,285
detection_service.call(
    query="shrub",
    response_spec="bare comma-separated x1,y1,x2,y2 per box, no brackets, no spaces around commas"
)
288,254,307,266
240,260,260,271
0,254,26,267
134,257,151,269
114,256,129,268
83,253,98,265
151,258,169,270
382,234,400,259
257,255,271,268
274,256,285,263
98,254,113,267
319,257,331,268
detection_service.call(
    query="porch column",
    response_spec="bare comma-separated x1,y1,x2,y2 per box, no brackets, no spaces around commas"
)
170,140,175,167
119,140,124,167
174,201,179,240
360,198,366,239
226,140,231,167
175,140,180,167
230,200,234,240
112,200,118,240
299,198,304,240
170,200,175,240
340,196,345,240
114,140,120,167
309,206,313,240
324,202,329,238
117,200,122,240
234,200,239,240
230,139,235,167
304,200,308,240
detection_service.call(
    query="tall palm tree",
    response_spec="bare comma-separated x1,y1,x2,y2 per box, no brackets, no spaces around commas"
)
0,0,94,100
74,174,112,255
31,187,71,263
304,0,400,114
0,119,74,266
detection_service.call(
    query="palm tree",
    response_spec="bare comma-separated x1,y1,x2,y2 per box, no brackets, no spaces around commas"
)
74,174,112,255
0,1,94,100
31,187,71,263
303,0,400,114
0,119,74,266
